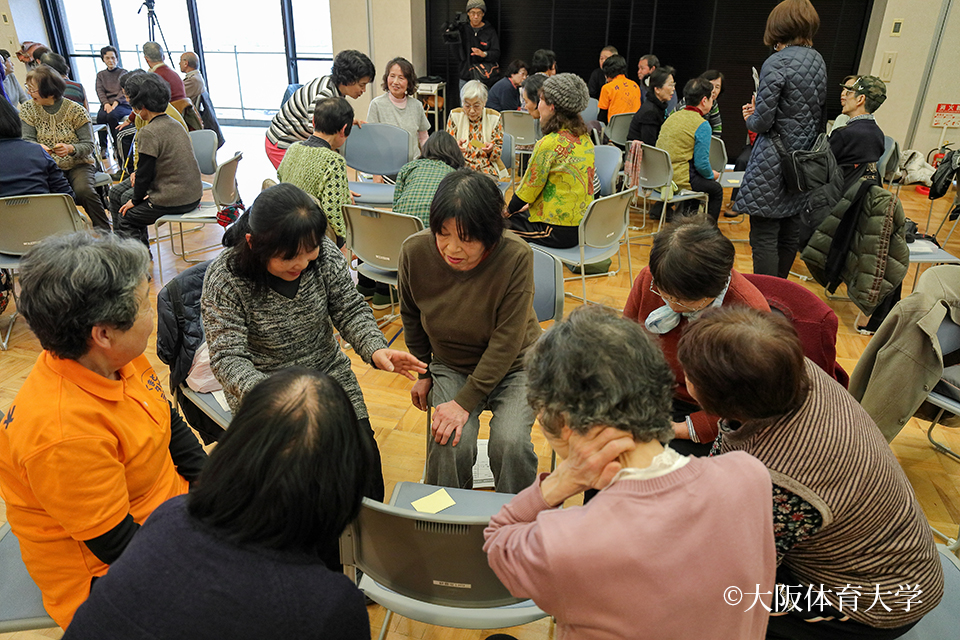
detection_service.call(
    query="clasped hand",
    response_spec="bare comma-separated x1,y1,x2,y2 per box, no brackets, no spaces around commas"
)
539,427,636,507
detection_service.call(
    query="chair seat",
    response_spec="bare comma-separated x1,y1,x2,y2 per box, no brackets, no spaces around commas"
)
899,547,960,639
641,188,708,203
349,181,396,205
908,239,960,265
201,180,213,191
357,263,398,288
156,212,220,225
0,253,19,269
93,172,112,188
0,524,57,633
534,243,620,267
358,574,546,630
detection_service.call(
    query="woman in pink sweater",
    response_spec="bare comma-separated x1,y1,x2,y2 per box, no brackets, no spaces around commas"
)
483,306,777,640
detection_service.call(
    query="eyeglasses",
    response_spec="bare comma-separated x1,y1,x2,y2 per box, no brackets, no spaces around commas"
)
840,85,857,94
24,84,39,95
649,282,714,312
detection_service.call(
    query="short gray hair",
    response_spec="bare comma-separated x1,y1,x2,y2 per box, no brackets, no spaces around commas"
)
142,41,163,63
460,79,488,105
181,51,199,69
18,232,150,360
525,306,675,444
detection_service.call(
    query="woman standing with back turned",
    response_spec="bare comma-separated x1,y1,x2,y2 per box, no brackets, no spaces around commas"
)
736,0,827,278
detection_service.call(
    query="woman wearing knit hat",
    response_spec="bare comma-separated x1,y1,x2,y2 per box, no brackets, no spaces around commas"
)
505,73,597,249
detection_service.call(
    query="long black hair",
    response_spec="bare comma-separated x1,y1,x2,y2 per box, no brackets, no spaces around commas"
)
188,368,374,556
420,131,464,169
222,183,327,296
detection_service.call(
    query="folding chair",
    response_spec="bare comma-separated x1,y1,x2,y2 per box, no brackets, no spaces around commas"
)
602,112,635,149
341,123,412,206
189,129,219,190
594,144,623,196
634,143,709,235
500,110,539,191
0,523,57,633
580,97,599,124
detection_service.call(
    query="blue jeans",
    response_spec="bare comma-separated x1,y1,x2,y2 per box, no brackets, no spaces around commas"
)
426,362,538,493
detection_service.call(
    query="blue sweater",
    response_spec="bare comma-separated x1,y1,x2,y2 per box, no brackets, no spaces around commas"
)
487,76,521,113
0,138,74,197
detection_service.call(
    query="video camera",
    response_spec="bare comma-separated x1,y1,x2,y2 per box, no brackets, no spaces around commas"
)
441,12,469,45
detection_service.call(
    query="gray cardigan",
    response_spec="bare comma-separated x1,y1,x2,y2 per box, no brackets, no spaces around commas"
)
200,236,388,418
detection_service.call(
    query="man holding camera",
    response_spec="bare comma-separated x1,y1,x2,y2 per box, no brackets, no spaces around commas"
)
452,1,500,91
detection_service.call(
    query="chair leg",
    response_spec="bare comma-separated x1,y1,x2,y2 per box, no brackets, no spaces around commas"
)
927,409,960,463
580,246,588,305
377,609,393,640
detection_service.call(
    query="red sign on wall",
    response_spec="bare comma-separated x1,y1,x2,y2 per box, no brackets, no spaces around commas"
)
932,104,960,127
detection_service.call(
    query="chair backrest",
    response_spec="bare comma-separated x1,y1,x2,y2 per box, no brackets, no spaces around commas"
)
500,111,539,146
340,498,525,608
281,83,302,108
938,314,960,357
879,136,901,185
189,129,219,175
604,112,635,147
211,152,242,208
593,145,623,196
343,205,423,271
531,246,563,323
0,523,57,633
637,143,674,191
501,133,514,174
0,194,90,256
580,97,599,123
580,188,635,250
341,123,413,175
709,135,727,175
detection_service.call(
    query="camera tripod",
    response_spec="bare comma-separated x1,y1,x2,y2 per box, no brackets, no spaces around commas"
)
139,0,175,66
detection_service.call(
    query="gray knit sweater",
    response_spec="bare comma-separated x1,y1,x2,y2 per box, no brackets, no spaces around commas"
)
201,237,388,418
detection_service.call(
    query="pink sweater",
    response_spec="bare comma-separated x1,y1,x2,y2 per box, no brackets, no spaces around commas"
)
484,453,776,640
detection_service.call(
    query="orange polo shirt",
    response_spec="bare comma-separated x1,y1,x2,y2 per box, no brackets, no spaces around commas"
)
0,352,188,628
598,74,642,117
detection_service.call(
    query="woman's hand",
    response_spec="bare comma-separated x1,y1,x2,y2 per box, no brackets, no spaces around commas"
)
104,102,115,114
411,377,432,411
52,143,74,157
673,421,690,439
119,199,134,216
130,172,136,187
471,47,486,58
353,118,365,129
742,94,755,121
482,141,495,155
431,400,469,446
539,426,636,507
371,348,428,381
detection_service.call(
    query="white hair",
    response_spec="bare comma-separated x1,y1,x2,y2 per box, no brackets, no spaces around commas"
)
460,80,488,104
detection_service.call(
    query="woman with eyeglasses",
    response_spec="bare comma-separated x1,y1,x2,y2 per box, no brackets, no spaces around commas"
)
622,216,769,455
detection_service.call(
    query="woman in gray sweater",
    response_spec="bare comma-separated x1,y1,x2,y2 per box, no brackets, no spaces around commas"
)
201,183,426,500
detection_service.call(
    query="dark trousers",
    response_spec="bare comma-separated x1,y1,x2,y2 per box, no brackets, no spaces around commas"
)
96,104,133,150
749,214,801,278
115,199,201,247
506,211,580,248
689,167,724,221
108,178,134,218
67,165,110,230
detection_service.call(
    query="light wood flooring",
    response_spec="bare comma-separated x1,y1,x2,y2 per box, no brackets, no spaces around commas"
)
2,132,959,638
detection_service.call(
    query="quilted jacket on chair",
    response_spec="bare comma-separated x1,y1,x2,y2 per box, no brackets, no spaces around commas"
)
735,45,827,219
801,179,909,316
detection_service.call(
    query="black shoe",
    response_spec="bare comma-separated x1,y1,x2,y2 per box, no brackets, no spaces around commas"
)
723,208,741,218
950,205,960,221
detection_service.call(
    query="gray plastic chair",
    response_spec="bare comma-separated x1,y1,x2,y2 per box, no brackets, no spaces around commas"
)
636,143,709,232
603,112,635,149
343,204,423,326
709,135,728,175
340,482,548,640
500,110,540,190
0,523,57,633
580,97,599,124
154,151,243,283
924,314,960,463
498,133,514,195
531,246,563,323
534,188,635,307
594,144,623,196
341,123,412,206
899,546,960,638
189,129,219,190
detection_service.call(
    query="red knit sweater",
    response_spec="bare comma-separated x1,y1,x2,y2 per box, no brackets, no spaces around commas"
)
622,267,769,441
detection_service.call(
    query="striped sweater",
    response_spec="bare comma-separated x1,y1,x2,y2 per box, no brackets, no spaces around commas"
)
200,237,388,418
720,360,943,628
266,76,340,148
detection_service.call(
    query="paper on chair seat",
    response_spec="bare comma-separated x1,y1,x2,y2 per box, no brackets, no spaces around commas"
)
473,439,495,489
179,208,218,219
212,389,230,412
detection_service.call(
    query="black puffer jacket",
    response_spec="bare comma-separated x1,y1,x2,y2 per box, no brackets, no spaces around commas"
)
157,261,210,392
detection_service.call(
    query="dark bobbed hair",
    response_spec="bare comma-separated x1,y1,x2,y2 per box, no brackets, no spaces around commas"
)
100,45,117,59
522,73,546,105
601,54,628,79
313,96,354,136
0,49,11,61
648,66,675,92
331,49,376,87
18,232,149,360
381,57,418,96
701,69,725,97
222,183,328,297
30,46,50,62
0,97,22,138
640,53,660,68
526,306,675,444
119,68,146,93
764,0,819,47
677,307,810,422
26,65,65,100
530,49,556,74
421,131,465,169
124,72,170,113
188,368,373,556
683,77,714,109
39,52,69,76
429,168,504,251
649,216,735,300
504,59,527,77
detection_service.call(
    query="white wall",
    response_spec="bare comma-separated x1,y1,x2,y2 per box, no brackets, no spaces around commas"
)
2,0,48,80
864,0,960,151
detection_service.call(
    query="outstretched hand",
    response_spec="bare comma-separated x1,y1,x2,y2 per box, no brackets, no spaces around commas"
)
372,349,428,380
540,426,636,507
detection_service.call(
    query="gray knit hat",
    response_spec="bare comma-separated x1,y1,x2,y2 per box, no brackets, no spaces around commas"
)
543,73,589,115
466,0,486,13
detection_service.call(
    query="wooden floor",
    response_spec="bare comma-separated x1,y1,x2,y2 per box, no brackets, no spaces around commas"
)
2,136,959,638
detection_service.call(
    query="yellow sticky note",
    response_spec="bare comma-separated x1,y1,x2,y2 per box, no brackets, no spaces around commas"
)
469,139,483,149
727,179,740,185
411,488,456,514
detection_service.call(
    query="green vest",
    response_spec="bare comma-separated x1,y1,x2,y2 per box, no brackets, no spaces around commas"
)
655,109,703,192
